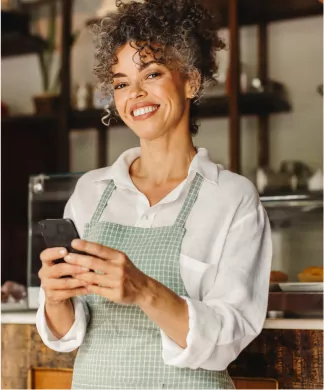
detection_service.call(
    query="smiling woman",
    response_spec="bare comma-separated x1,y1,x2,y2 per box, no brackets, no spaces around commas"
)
36,1,272,389
93,0,225,135
111,43,197,142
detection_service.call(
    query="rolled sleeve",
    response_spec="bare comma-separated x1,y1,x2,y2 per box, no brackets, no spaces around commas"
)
161,204,272,370
36,287,89,353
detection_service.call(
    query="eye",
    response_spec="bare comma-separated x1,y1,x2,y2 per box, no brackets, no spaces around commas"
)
146,72,161,79
114,83,128,90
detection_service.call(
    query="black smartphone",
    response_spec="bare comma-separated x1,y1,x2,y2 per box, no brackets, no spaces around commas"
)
38,218,85,265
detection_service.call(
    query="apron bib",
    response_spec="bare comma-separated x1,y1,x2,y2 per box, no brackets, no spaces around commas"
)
72,173,235,389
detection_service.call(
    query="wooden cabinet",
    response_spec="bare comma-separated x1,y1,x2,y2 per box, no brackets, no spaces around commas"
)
26,368,279,390
1,324,322,389
27,368,73,390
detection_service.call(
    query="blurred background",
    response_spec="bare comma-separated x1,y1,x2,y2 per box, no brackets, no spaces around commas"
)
1,1,323,389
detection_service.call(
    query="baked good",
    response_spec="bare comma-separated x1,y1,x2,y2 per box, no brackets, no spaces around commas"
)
298,266,324,283
270,270,288,283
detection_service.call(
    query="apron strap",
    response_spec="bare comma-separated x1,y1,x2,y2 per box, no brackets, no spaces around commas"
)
89,180,116,225
174,173,204,228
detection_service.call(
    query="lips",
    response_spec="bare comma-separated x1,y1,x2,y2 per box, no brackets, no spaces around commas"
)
129,102,160,117
133,105,159,117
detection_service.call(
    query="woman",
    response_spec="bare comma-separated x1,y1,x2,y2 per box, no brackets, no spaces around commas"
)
36,0,272,389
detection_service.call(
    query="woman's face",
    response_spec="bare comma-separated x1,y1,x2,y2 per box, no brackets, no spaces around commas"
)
112,43,192,141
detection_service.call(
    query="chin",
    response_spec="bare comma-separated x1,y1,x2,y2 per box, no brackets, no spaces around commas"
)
128,122,166,141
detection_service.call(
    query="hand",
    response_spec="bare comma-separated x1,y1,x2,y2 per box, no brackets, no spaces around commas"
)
39,247,89,305
65,239,149,305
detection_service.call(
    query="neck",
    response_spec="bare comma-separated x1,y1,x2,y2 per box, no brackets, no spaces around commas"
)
130,131,197,186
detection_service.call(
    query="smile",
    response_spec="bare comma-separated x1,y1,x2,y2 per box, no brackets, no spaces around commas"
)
132,105,160,118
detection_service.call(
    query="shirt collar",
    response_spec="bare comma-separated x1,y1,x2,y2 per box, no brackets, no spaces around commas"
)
92,147,220,188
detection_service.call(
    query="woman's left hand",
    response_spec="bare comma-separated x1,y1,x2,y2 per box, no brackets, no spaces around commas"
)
65,239,149,305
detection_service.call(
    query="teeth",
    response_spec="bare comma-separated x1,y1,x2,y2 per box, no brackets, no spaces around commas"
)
133,105,158,117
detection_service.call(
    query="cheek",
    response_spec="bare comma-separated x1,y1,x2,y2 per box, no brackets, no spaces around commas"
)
114,94,127,116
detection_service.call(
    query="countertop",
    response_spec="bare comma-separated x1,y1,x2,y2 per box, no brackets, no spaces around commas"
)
1,309,323,329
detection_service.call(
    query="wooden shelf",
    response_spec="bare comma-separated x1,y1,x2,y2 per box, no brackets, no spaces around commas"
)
206,0,323,27
1,33,47,58
20,0,59,9
1,91,291,129
71,91,291,128
70,109,109,130
199,91,291,117
1,114,56,126
87,0,323,28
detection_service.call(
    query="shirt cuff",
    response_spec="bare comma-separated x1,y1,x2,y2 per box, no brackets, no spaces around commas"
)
36,290,89,353
160,296,222,369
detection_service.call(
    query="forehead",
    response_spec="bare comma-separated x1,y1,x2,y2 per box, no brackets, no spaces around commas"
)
112,41,168,72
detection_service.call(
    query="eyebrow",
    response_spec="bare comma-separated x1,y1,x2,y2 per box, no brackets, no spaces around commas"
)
112,61,161,79
112,72,127,79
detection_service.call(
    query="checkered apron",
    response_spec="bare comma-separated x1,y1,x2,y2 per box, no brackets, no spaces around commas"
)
72,173,235,389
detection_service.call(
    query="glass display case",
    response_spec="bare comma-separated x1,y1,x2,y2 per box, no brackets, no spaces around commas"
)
262,192,323,287
261,192,323,318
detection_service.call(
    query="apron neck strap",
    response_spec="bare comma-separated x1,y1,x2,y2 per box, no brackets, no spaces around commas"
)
89,174,204,228
174,173,204,228
89,180,116,225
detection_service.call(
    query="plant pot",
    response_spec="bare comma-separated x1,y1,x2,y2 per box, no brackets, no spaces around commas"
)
33,93,60,115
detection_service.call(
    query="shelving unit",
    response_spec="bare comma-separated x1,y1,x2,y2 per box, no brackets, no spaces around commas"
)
1,33,47,58
2,90,291,126
3,0,322,172
1,9,47,58
207,0,323,27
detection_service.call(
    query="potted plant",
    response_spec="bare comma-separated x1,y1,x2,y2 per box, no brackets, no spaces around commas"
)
32,3,79,115
32,1,60,115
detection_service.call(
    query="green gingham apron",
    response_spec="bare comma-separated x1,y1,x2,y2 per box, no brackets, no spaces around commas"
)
72,173,235,389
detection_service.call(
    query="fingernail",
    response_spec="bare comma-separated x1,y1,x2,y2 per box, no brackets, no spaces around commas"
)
65,254,72,261
59,249,67,255
81,267,89,271
72,239,81,245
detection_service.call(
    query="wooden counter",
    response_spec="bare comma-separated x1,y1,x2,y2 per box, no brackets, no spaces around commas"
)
2,321,323,389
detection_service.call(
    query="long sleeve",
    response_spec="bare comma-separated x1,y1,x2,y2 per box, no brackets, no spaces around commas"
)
35,193,90,353
160,203,272,370
36,287,90,352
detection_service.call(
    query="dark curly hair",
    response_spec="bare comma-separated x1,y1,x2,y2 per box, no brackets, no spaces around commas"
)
92,0,225,135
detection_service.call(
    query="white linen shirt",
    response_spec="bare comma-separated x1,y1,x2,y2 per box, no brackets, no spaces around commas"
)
36,147,272,371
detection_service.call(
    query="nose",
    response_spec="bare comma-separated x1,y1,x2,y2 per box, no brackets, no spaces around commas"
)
128,84,147,100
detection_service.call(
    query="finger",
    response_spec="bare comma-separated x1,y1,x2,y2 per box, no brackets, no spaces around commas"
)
42,278,88,291
71,239,123,263
40,247,68,264
64,253,122,275
48,263,90,279
74,272,121,288
48,288,88,301
86,284,112,298
86,285,126,304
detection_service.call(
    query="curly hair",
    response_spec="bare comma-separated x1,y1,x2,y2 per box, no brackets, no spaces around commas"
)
92,0,225,135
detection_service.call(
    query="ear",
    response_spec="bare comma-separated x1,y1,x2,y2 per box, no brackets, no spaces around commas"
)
186,69,201,99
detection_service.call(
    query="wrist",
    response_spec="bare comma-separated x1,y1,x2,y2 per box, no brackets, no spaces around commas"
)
45,298,72,310
135,276,157,309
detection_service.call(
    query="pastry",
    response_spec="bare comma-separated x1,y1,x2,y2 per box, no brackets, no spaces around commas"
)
298,266,324,283
270,270,288,283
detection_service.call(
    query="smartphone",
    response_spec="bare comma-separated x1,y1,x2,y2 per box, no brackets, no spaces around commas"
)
38,218,85,265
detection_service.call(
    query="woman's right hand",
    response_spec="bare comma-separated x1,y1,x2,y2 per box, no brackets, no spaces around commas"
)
39,247,89,305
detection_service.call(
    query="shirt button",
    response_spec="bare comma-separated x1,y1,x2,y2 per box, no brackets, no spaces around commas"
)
143,215,148,220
